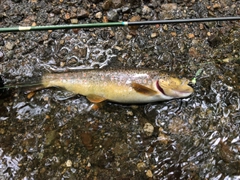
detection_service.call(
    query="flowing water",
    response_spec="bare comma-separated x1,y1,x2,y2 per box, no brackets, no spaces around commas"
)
0,0,240,179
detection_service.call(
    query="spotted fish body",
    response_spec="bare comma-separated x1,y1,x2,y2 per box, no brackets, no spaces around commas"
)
41,69,193,104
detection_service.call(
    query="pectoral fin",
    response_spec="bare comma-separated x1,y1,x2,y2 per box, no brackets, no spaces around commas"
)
131,83,158,96
86,94,106,103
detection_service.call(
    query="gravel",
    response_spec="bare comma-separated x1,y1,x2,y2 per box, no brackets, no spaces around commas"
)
0,0,240,179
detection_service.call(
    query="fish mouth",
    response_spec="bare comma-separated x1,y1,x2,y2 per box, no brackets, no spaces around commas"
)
156,80,193,98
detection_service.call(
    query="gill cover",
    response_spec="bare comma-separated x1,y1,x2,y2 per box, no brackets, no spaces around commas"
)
158,77,193,98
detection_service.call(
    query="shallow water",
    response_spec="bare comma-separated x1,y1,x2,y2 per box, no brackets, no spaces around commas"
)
0,0,240,179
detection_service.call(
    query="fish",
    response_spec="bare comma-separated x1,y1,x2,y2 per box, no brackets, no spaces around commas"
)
40,69,193,104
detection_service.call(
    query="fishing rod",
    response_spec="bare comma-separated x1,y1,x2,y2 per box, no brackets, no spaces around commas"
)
0,17,239,33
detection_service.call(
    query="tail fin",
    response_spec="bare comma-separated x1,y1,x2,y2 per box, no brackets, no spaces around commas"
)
0,76,44,97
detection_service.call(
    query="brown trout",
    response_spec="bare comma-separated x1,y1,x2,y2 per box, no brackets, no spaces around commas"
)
41,69,193,103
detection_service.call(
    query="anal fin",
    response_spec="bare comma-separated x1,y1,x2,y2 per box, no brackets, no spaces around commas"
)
86,94,106,103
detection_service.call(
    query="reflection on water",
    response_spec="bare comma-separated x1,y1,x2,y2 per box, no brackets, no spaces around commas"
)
0,0,240,178
0,148,22,178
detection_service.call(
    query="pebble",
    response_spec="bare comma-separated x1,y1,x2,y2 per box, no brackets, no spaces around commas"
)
27,92,35,99
102,0,112,10
199,23,204,30
129,15,141,30
161,3,177,11
151,32,158,38
126,34,132,39
137,162,146,171
158,132,170,145
103,15,108,23
0,128,5,135
146,170,153,178
5,42,15,50
122,5,130,13
142,5,151,15
0,51,4,59
80,132,93,150
77,9,89,18
171,32,177,37
143,123,154,136
45,130,58,146
66,160,72,167
189,47,198,57
6,50,14,59
64,13,70,20
163,24,168,31
188,33,195,39
70,18,78,24
112,0,122,8
126,110,133,116
213,3,221,9
60,61,65,67
79,47,87,58
0,36,4,46
95,12,102,19
107,10,119,22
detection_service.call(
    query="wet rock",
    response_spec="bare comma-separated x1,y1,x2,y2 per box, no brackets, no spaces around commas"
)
0,51,4,60
158,130,170,145
137,162,146,171
129,15,141,30
107,10,119,22
213,3,221,9
188,47,199,57
146,170,153,178
70,18,78,24
79,47,87,58
65,160,72,167
11,0,21,2
0,36,4,46
0,128,5,135
142,5,151,15
6,50,14,59
102,15,108,23
151,32,158,38
143,123,154,136
208,34,222,48
92,150,114,168
80,132,93,150
45,130,58,147
161,3,177,11
112,0,123,8
64,13,71,20
122,5,130,13
77,9,89,18
5,42,15,50
102,0,112,10
188,33,195,39
114,141,129,155
126,34,132,39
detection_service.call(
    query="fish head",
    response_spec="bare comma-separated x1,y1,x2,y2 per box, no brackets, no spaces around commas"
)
157,76,194,98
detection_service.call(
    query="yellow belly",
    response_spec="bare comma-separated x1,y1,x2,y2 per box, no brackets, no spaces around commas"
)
42,78,161,103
